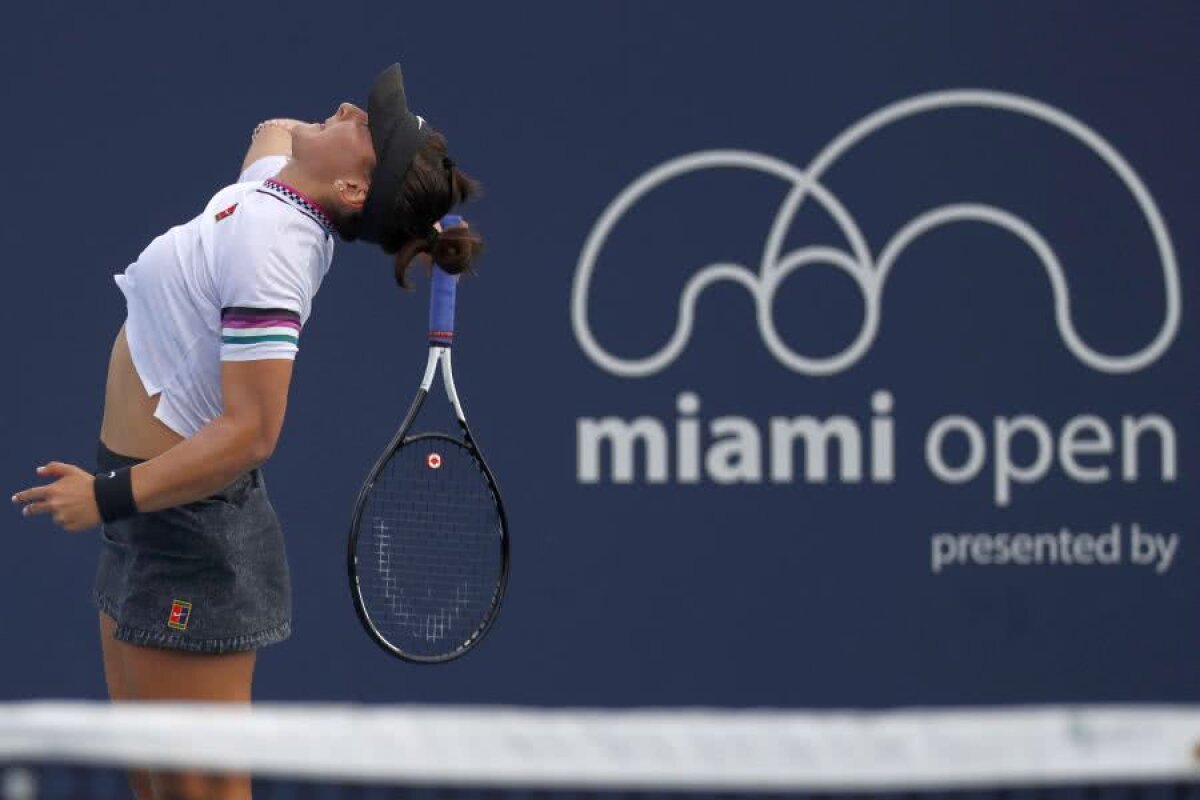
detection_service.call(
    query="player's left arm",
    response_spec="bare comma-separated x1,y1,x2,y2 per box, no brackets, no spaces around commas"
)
241,118,308,173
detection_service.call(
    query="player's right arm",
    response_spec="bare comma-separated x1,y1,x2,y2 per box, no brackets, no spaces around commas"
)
133,214,320,511
11,356,294,528
129,360,293,511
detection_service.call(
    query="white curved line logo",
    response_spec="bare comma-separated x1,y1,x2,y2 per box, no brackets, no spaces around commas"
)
571,90,1180,377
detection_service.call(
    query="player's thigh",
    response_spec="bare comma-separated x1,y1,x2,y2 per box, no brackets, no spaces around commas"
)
98,612,156,800
118,640,257,799
98,611,130,701
118,640,256,702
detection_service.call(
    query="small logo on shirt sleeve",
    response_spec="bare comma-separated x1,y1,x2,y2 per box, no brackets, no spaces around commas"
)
214,203,238,222
168,600,193,631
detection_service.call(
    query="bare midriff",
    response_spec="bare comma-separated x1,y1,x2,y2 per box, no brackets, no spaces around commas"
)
98,325,185,460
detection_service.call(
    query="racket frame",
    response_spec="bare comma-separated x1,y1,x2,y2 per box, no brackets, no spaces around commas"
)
347,269,510,663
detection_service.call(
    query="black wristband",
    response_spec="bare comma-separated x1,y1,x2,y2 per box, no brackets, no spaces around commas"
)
94,467,138,523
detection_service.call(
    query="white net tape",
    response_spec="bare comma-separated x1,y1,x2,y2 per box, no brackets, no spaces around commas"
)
0,703,1198,791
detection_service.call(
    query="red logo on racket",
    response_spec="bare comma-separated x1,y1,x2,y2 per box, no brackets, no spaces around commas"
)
426,452,443,470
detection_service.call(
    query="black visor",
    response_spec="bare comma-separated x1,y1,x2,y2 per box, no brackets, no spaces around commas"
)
359,64,431,245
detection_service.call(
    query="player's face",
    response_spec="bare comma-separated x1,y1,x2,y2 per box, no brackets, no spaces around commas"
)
292,102,377,186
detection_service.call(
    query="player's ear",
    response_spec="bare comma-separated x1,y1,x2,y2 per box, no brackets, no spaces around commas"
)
335,178,369,210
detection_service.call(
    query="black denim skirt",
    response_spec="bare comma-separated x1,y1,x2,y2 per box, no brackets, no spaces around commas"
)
92,441,291,653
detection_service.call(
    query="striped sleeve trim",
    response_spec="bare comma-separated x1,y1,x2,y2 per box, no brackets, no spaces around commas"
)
221,306,301,347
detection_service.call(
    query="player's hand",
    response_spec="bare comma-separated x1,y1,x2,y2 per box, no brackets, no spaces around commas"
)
12,462,102,532
251,118,309,138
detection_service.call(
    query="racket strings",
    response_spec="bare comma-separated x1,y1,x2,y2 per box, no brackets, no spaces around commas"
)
356,438,503,657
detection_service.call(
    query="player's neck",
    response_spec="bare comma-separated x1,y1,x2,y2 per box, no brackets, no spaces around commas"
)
273,161,336,218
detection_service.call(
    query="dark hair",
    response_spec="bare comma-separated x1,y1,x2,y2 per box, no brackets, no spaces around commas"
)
336,130,484,289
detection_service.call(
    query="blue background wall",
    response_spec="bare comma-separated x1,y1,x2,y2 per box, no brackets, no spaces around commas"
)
0,1,1195,708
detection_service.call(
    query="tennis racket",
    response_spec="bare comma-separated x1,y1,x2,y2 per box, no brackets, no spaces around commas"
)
348,217,509,663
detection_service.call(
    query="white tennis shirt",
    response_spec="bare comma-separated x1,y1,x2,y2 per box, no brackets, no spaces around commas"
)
115,155,335,437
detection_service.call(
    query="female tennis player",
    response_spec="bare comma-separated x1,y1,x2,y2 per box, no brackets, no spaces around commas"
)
10,64,481,800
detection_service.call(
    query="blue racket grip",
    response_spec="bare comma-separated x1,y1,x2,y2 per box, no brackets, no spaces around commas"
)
428,215,464,346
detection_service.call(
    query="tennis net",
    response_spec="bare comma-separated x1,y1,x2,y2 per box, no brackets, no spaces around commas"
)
1,702,1198,798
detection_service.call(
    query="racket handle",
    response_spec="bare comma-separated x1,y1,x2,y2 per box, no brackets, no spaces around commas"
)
428,215,463,346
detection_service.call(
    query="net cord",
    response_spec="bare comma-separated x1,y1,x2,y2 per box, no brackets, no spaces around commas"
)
0,703,1198,790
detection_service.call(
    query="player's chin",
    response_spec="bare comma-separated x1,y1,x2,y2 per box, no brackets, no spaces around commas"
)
291,125,319,147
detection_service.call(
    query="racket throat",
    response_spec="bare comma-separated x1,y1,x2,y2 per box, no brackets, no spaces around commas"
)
420,346,467,424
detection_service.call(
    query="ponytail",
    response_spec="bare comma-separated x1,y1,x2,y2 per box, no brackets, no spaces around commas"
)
383,131,484,289
392,223,485,289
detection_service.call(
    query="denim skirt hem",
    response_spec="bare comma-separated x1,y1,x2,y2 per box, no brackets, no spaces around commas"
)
96,592,291,653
